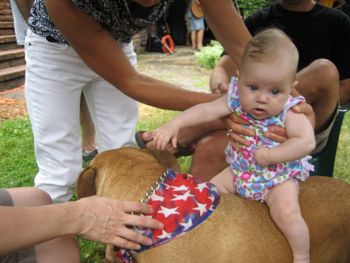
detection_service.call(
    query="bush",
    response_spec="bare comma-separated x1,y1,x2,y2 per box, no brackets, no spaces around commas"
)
236,0,271,18
195,40,224,69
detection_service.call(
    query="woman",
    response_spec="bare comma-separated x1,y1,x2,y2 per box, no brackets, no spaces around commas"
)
25,0,251,202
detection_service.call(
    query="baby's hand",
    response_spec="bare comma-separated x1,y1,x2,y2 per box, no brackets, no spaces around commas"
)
152,122,180,151
254,147,270,167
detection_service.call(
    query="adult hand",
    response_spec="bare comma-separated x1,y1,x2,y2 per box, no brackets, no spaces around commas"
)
264,102,315,143
222,113,254,147
76,196,163,250
210,76,229,95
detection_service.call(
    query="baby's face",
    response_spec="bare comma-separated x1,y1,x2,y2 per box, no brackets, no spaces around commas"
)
238,57,295,120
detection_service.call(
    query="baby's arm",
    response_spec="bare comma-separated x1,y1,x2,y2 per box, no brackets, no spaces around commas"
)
254,110,316,166
152,95,231,150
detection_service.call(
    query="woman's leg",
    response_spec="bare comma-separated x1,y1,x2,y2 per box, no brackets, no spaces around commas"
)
84,42,138,152
25,30,88,202
7,188,80,263
264,180,310,263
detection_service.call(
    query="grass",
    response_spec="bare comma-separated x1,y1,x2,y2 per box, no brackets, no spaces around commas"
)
1,105,350,262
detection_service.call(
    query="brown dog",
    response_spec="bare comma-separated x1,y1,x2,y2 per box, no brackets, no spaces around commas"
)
77,147,350,263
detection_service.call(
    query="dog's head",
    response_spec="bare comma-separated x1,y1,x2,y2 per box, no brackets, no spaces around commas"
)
77,147,179,201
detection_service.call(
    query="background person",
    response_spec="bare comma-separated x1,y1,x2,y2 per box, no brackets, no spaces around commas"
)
187,0,205,50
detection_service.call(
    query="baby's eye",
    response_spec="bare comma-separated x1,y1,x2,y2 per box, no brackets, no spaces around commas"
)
249,85,258,91
271,89,280,95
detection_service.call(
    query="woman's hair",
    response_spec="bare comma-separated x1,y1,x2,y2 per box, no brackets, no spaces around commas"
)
241,28,299,75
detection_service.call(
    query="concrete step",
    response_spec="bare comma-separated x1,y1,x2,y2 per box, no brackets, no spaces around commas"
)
0,35,19,51
0,48,25,69
0,21,15,36
0,14,13,22
0,64,25,91
0,1,13,22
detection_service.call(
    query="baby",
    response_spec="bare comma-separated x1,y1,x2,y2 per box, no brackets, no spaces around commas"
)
151,28,315,263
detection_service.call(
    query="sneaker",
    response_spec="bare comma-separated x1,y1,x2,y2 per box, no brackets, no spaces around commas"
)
82,148,98,162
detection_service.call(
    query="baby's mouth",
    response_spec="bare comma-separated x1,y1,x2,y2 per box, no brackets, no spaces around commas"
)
252,108,266,116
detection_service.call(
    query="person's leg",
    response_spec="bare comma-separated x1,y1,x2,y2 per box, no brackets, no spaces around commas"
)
6,188,80,263
191,30,197,49
190,130,229,181
80,94,97,161
209,166,235,194
25,30,87,202
264,181,310,263
84,42,138,152
197,29,204,49
296,59,339,134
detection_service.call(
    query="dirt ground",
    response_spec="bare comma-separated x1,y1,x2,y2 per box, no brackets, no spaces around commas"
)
0,46,210,121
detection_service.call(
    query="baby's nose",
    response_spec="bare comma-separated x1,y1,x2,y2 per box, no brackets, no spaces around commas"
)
256,93,268,103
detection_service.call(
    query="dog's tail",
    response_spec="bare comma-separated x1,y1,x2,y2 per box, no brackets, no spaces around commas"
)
77,167,97,198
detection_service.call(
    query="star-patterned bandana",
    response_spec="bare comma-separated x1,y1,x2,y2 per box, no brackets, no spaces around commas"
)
116,169,220,262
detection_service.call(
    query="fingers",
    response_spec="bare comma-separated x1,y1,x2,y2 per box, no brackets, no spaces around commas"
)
122,202,163,229
171,137,177,149
218,82,229,94
265,126,287,143
108,225,155,250
229,132,251,147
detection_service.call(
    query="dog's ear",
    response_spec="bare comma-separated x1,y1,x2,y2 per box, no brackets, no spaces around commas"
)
77,167,97,199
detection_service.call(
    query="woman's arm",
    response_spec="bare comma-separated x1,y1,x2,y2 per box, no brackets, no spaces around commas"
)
0,196,163,255
254,111,316,166
44,0,219,111
198,0,251,66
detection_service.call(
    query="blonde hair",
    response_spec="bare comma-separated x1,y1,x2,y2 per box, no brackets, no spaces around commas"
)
241,28,299,76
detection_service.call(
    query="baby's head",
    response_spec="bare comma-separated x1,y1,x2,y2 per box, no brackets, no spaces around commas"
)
238,28,299,119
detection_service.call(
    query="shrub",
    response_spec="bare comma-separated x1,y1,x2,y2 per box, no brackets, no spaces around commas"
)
195,40,224,69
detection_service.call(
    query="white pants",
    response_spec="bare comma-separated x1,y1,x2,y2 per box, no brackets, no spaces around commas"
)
9,0,27,45
24,29,138,202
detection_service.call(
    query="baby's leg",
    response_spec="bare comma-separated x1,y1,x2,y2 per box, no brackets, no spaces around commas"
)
210,166,236,194
264,180,310,263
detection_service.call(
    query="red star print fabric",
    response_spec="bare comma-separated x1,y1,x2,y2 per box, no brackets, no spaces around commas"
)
116,169,220,262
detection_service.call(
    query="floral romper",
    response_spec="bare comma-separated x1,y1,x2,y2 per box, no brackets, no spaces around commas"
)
225,77,314,201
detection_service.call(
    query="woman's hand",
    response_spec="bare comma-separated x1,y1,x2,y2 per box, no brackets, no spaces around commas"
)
222,113,254,147
264,101,315,143
76,196,163,250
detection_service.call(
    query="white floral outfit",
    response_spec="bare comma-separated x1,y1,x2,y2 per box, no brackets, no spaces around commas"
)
225,77,314,201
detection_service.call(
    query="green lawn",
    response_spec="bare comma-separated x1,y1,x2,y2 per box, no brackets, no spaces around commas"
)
1,105,349,262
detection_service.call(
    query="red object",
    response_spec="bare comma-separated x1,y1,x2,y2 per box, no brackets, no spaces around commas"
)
161,35,175,54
